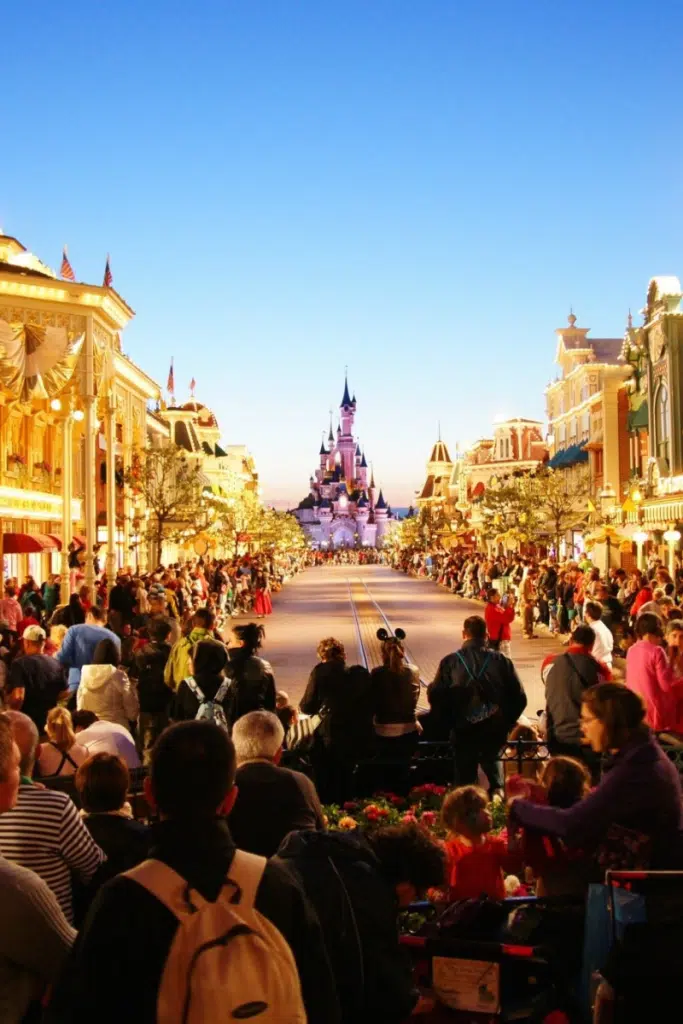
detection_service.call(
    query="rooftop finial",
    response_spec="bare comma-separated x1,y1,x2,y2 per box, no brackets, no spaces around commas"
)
438,419,441,442
568,307,577,328
627,308,633,330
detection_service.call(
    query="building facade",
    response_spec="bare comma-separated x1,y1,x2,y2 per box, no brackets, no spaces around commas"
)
295,377,391,548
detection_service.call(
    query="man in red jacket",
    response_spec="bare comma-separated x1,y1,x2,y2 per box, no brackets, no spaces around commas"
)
485,590,516,658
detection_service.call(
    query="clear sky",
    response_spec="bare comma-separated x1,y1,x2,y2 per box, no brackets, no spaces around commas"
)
3,2,683,506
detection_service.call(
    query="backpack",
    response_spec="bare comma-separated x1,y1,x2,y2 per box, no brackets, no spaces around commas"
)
125,850,306,1023
455,650,499,724
184,676,231,730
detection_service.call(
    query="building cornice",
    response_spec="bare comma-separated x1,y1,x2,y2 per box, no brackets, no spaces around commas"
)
114,351,160,401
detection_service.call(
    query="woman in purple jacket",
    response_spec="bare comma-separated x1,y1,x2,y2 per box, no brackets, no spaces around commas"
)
510,683,683,869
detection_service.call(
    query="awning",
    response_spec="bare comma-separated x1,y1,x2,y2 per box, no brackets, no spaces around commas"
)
45,533,87,550
2,532,59,554
547,441,588,469
628,401,648,432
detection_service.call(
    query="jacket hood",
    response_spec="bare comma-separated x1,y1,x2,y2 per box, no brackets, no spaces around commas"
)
187,627,211,645
277,826,379,869
80,664,121,691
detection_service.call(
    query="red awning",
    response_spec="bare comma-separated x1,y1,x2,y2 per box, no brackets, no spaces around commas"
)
46,533,87,551
3,533,59,554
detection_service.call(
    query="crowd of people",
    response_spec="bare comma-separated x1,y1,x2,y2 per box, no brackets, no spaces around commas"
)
0,542,681,1021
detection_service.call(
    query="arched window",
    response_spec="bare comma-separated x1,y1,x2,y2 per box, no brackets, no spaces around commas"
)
656,382,670,464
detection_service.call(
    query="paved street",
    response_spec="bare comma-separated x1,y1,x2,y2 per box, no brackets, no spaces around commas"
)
240,564,561,715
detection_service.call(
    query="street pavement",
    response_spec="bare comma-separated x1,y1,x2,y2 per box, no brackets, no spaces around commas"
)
230,564,561,714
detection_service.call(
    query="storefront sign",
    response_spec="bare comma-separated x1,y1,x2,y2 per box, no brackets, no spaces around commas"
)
0,485,81,522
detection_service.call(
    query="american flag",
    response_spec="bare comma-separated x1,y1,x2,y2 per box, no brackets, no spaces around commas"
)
103,255,113,288
60,246,75,281
167,359,175,395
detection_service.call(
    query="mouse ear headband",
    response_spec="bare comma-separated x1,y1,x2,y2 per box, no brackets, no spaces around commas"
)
376,627,406,642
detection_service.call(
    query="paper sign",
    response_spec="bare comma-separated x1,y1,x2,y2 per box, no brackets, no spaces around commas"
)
432,956,501,1013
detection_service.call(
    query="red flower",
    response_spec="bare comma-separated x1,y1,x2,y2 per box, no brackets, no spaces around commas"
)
420,811,437,827
365,810,380,822
402,813,418,824
376,808,389,818
343,801,359,812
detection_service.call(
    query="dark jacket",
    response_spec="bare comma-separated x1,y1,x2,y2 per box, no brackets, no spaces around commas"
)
83,814,151,877
225,648,276,723
300,661,373,757
428,639,527,732
7,654,67,732
545,651,603,747
47,818,340,1024
511,731,683,868
131,641,173,714
370,664,420,726
172,670,231,722
276,829,419,1023
229,759,324,857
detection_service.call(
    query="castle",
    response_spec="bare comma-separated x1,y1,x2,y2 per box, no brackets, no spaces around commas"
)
294,376,392,548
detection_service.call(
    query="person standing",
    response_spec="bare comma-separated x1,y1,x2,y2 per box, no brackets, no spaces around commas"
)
77,639,139,730
484,591,516,658
5,626,68,732
429,615,527,789
57,607,121,694
253,572,273,618
584,601,614,669
130,619,173,764
521,568,539,639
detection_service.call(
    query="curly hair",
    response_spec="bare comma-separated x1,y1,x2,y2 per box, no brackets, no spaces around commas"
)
368,821,445,891
317,637,346,662
441,785,489,833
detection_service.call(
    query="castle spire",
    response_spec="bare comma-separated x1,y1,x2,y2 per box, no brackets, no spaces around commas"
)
328,409,334,444
341,368,352,408
370,463,376,489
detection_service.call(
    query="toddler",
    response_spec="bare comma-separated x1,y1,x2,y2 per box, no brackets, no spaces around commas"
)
441,785,514,901
515,755,591,897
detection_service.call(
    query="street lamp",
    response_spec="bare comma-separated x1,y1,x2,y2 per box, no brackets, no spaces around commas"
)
633,530,649,573
663,527,681,577
599,484,618,571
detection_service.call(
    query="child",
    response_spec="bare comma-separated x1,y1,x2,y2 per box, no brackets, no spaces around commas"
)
503,722,547,788
441,785,512,901
515,755,591,898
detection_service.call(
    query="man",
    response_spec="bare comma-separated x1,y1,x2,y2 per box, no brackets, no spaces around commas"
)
597,583,623,635
229,711,324,856
521,567,539,638
0,714,76,1023
584,601,614,669
428,615,527,788
277,821,445,1022
0,712,104,922
134,586,181,645
49,720,339,1023
164,607,216,691
130,618,173,764
57,606,120,693
6,625,68,731
107,572,135,631
543,624,607,768
72,711,141,768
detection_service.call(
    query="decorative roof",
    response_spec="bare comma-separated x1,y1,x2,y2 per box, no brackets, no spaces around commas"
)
360,450,368,468
375,489,387,510
419,476,435,499
341,375,352,407
319,440,327,455
356,443,361,457
214,443,228,457
429,440,452,464
357,493,368,508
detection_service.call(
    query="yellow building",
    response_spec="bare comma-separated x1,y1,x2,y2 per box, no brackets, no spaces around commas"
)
0,233,159,599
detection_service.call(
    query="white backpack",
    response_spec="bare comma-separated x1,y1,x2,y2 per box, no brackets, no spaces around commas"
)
125,850,306,1023
183,676,231,730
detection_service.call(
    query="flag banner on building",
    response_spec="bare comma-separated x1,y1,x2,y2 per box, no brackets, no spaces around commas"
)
60,247,75,281
103,255,113,287
167,359,175,395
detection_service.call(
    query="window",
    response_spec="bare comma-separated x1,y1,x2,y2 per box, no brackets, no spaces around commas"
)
656,382,670,464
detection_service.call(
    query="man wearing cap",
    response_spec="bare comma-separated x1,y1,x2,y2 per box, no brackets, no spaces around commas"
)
6,626,68,732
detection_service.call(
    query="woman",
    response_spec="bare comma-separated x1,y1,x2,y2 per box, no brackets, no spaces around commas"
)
510,683,683,869
78,638,139,728
625,612,681,731
301,637,373,802
252,573,273,618
370,632,421,758
173,638,232,724
43,574,61,619
75,753,149,877
225,622,276,724
37,706,89,777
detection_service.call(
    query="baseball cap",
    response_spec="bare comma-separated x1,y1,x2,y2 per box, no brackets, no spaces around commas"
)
23,625,46,642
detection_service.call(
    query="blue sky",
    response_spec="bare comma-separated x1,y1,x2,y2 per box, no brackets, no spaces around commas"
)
3,1,683,505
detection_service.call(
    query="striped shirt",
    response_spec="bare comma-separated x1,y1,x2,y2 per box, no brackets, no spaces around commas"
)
0,783,105,922
0,854,76,1023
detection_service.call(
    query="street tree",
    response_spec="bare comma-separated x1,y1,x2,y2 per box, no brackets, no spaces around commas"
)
125,445,207,565
534,466,590,555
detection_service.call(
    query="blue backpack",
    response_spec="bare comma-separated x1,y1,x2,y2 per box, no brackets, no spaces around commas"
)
184,677,231,730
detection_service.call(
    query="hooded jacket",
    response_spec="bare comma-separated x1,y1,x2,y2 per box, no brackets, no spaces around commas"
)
225,647,276,723
163,627,211,691
276,829,419,1023
77,665,139,728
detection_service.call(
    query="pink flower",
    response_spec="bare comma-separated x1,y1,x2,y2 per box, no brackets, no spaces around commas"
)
402,813,418,824
420,811,437,826
343,801,358,812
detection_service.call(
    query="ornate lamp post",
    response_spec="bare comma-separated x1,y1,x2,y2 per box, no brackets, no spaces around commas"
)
663,527,681,578
599,483,618,571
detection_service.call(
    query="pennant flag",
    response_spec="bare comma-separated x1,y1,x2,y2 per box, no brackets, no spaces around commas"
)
103,255,113,288
60,246,75,282
190,377,196,396
167,359,175,395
